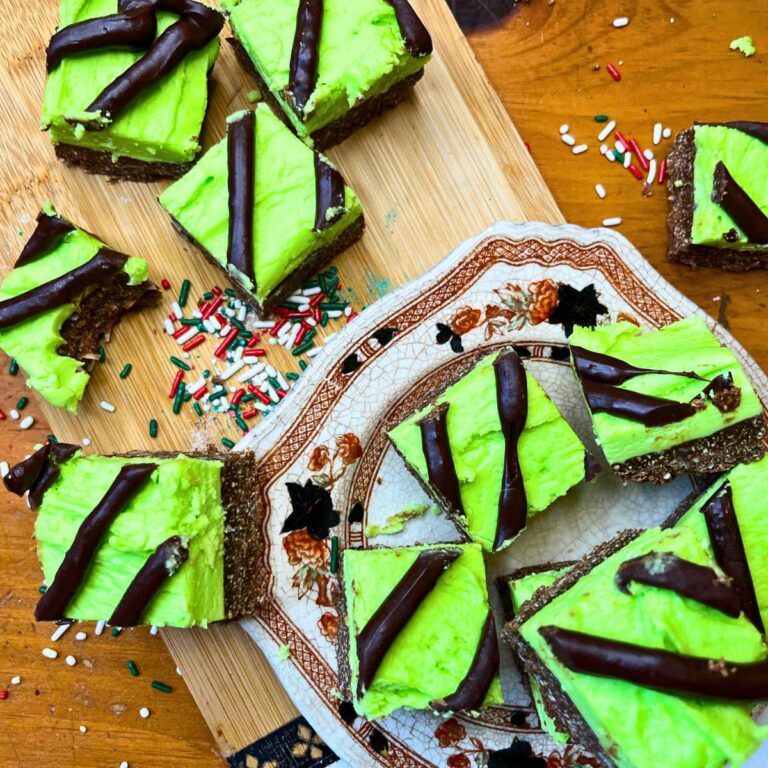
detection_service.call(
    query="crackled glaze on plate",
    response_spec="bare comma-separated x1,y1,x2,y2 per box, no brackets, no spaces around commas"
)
237,222,768,767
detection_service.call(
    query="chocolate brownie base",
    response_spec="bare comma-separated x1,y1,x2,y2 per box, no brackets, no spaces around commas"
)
54,143,194,183
609,413,767,484
505,531,644,768
667,128,768,271
229,37,426,151
169,213,365,317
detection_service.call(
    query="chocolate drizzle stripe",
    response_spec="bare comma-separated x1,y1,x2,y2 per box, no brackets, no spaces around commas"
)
313,155,345,231
418,403,464,517
721,121,768,146
712,161,768,244
288,0,322,114
46,0,157,72
702,483,763,631
493,351,528,549
385,0,432,57
84,1,223,126
0,249,128,330
28,444,80,510
226,110,257,286
581,379,698,427
109,535,189,627
4,442,79,502
356,548,460,696
570,346,705,385
15,211,75,268
615,551,742,617
431,611,498,712
540,626,768,701
35,463,157,622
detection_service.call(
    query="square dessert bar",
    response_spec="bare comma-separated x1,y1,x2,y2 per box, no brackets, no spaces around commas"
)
0,205,158,412
338,543,502,720
3,445,260,627
42,0,223,181
569,316,766,483
222,0,432,149
159,105,364,316
507,461,768,768
388,348,597,553
668,122,768,270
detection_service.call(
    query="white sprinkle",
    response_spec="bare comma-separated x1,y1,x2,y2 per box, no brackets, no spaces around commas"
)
623,152,632,169
561,133,576,146
171,302,183,320
572,144,589,155
237,305,247,322
175,327,196,345
238,366,266,384
219,325,231,338
297,303,311,313
605,151,616,163
559,123,570,135
19,416,34,430
265,365,278,378
65,655,77,667
646,158,658,185
139,707,151,719
597,119,616,142
192,309,202,319
276,372,289,391
599,144,609,155
286,294,305,304
82,438,91,447
663,127,672,139
42,647,58,659
94,620,106,636
302,286,322,296
51,623,72,642
9,410,19,420
163,319,175,335
253,401,270,414
201,319,216,334
149,625,158,636
277,322,293,340
612,16,629,27
75,632,87,641
595,183,607,199
306,347,321,358
253,320,275,329
326,310,343,319
10,676,21,685
120,762,129,768
343,306,353,317
79,726,87,734
268,337,277,346
0,461,8,478
305,317,317,327
602,217,623,227
218,360,245,381
643,148,654,161
99,401,115,413
283,324,302,351
653,122,663,145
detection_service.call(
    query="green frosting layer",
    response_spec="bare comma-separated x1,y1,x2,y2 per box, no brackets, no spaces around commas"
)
41,0,218,164
222,0,428,140
692,125,768,250
0,206,149,412
35,454,225,627
570,317,763,465
344,543,501,720
388,350,588,551
159,104,363,304
519,521,768,768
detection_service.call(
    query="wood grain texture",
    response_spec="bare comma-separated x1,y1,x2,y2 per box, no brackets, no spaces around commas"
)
0,0,766,766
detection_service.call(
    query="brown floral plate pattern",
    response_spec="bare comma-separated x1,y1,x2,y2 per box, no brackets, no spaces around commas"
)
237,222,768,768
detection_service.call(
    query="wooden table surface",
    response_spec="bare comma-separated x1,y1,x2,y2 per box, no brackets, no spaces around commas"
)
1,1,766,766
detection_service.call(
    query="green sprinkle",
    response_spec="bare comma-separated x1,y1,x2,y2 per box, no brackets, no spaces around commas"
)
178,279,191,308
299,359,308,371
111,627,122,637
38,585,47,594
319,276,330,296
221,437,235,449
302,279,320,288
180,318,200,327
268,376,280,389
149,419,158,438
224,288,236,298
47,435,58,444
9,359,18,376
613,150,624,162
320,312,329,328
203,370,211,379
172,382,186,414
286,372,300,381
182,392,192,402
304,328,317,343
16,397,28,410
193,402,203,417
97,346,106,364
127,660,139,677
151,681,173,694
202,291,214,301
231,318,245,331
330,535,339,574
292,341,314,357
320,302,345,311
170,356,191,371
281,300,301,310
594,114,609,122
235,416,248,432
119,363,132,379
241,393,256,402
209,388,227,401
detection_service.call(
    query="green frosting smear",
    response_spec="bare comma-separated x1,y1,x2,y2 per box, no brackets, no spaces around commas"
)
344,543,501,720
0,207,149,412
41,0,219,164
35,454,225,627
692,125,768,250
222,0,428,139
519,520,768,768
570,317,763,465
159,104,363,304
364,503,437,538
388,350,588,551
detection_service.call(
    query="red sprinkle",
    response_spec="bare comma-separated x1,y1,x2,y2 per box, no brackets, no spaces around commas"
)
171,325,187,340
161,279,171,290
241,408,258,419
182,333,206,352
212,286,222,296
269,319,288,337
607,63,621,81
310,293,324,308
287,310,312,319
629,138,649,171
247,385,271,405
169,370,184,398
0,690,7,701
243,348,266,358
276,388,288,398
192,386,208,400
273,306,291,319
658,158,668,184
628,163,644,180
231,389,245,406
614,130,630,152
245,334,262,348
214,328,239,359
347,312,358,321
202,295,223,320
294,324,310,346
0,409,6,421
313,306,322,323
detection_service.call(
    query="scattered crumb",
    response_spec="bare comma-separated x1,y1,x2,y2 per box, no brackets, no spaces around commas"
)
364,503,437,537
730,36,756,57
246,89,261,103
276,644,291,662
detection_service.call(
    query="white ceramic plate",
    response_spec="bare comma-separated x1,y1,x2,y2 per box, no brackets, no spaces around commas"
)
237,222,768,767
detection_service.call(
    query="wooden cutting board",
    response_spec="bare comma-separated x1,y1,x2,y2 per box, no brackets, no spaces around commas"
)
0,0,563,760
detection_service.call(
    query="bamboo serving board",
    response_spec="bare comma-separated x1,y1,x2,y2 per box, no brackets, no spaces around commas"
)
0,0,564,760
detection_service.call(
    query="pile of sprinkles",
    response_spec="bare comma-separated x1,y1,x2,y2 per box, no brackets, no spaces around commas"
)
155,266,356,449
